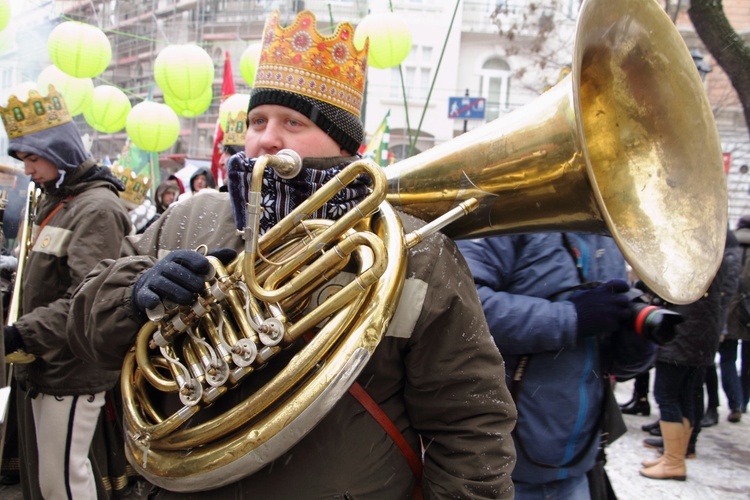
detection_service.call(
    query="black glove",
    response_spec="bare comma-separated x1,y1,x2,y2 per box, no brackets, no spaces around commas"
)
3,324,24,354
569,279,631,337
132,250,213,319
132,248,239,320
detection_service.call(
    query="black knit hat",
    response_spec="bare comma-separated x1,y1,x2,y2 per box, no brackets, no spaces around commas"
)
249,10,368,156
248,88,364,155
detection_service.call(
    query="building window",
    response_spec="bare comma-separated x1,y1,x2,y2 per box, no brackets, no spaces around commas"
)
390,45,432,101
479,57,511,120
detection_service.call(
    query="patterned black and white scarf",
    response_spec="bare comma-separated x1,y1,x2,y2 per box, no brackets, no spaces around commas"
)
226,152,372,234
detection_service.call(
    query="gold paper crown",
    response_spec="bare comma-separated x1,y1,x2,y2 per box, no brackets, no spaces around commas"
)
254,10,369,118
111,163,152,206
1,85,73,139
223,110,247,147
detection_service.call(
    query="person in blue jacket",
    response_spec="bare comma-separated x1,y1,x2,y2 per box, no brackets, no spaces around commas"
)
458,232,657,499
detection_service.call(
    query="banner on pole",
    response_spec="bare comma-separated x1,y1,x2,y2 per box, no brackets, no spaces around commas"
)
212,51,237,186
362,110,391,167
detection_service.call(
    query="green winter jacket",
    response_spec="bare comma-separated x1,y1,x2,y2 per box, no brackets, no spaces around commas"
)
67,190,517,499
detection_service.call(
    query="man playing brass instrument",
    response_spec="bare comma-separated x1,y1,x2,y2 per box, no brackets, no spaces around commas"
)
67,10,516,499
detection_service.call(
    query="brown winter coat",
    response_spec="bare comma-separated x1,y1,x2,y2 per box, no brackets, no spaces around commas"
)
68,191,517,499
15,161,131,396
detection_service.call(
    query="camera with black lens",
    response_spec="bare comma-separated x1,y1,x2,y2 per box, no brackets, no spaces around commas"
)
623,287,683,346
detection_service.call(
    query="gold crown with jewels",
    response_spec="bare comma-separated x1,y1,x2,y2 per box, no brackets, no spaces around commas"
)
1,85,73,139
254,10,368,118
223,110,247,147
111,163,152,206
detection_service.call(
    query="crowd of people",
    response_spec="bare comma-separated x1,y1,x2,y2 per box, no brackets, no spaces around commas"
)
0,8,742,500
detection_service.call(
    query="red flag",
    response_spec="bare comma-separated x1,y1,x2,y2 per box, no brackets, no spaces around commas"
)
211,52,237,186
221,51,236,100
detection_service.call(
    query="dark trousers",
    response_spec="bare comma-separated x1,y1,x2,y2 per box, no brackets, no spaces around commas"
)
653,361,703,424
691,366,707,446
719,339,750,411
633,370,650,395
704,363,720,409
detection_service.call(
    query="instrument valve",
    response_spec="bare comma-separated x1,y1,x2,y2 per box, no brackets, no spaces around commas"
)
193,295,214,317
258,318,284,346
210,279,231,302
257,346,278,364
129,430,152,468
230,338,258,367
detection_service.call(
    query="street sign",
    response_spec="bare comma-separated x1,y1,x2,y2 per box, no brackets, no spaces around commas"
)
449,96,486,120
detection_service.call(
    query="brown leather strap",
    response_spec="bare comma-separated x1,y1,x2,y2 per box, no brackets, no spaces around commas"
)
300,335,424,497
348,381,424,494
32,195,74,246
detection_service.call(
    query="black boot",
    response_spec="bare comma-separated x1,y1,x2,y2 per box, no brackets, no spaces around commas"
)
643,437,662,449
619,392,636,409
621,396,651,416
642,420,662,436
700,407,718,428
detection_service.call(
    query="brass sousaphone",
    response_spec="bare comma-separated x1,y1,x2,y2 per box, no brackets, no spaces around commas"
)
122,0,727,491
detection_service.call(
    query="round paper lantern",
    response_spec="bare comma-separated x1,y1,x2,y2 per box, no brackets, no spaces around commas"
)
37,65,94,116
83,85,132,134
0,0,11,32
239,43,262,87
354,12,412,69
154,44,215,102
126,101,180,152
165,86,213,118
219,93,250,132
48,21,112,78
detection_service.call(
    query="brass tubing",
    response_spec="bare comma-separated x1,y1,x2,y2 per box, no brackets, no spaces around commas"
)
122,353,201,443
244,158,388,304
6,183,39,364
201,312,237,360
150,297,365,450
135,322,178,392
148,233,380,450
182,342,205,382
286,231,386,342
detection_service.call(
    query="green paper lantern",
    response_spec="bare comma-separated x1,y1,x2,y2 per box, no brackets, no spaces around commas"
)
37,65,94,116
126,101,180,152
84,85,132,134
48,21,112,78
219,93,250,132
0,0,11,32
165,86,213,118
354,12,412,69
154,44,215,102
239,43,262,87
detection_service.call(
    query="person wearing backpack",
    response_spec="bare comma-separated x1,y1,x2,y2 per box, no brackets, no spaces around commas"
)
721,216,750,422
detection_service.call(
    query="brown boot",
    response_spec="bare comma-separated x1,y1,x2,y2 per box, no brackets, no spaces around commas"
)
639,421,687,480
642,454,662,468
642,418,693,468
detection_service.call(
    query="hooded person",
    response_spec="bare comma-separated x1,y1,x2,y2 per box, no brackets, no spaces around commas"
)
1,85,132,499
177,167,217,201
67,10,517,499
154,179,180,213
